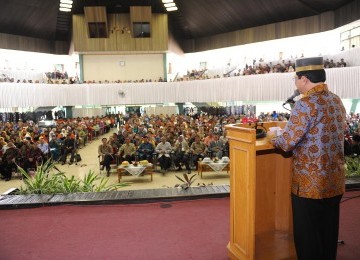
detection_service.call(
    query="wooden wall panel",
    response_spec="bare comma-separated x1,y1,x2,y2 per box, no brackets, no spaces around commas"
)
0,33,68,54
182,11,341,53
151,15,169,51
84,6,107,23
84,6,108,38
130,6,151,39
335,0,360,27
113,14,133,52
73,13,168,52
319,12,335,32
130,6,151,22
73,15,89,51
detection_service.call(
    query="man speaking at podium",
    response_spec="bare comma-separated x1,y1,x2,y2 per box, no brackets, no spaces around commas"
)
271,57,346,260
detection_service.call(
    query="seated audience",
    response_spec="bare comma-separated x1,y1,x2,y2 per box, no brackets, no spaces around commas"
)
173,135,191,174
61,134,75,165
38,136,50,160
19,137,42,174
0,142,19,181
137,136,155,162
118,137,136,163
351,134,360,155
203,130,216,147
49,133,62,161
209,134,224,159
98,137,113,176
190,135,207,170
155,136,172,173
77,126,88,147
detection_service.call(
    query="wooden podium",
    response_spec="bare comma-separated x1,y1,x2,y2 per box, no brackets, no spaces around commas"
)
225,122,296,260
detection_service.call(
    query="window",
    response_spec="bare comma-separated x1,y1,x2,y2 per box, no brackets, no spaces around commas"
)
133,22,151,38
88,22,108,38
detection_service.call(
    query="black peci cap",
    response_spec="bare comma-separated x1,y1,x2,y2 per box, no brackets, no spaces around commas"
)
295,57,324,72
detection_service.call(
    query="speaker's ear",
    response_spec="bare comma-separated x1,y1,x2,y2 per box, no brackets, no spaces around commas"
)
256,129,267,139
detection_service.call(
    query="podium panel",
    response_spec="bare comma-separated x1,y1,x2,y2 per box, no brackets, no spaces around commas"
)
225,123,296,260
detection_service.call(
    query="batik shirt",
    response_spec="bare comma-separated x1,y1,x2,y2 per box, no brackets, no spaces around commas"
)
191,141,206,155
119,143,136,157
272,84,346,199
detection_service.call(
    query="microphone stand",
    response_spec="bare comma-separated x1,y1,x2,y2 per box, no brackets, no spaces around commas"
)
282,100,295,112
248,122,267,139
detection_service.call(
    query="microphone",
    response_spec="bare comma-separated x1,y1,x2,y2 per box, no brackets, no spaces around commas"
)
283,89,300,106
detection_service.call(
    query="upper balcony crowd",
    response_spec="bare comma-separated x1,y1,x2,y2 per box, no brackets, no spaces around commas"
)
0,56,349,85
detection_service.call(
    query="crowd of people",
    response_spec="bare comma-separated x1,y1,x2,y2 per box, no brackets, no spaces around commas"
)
98,113,234,176
179,57,347,81
238,57,347,76
0,116,114,181
345,111,360,155
0,112,264,181
0,54,349,85
1,109,359,181
0,75,166,85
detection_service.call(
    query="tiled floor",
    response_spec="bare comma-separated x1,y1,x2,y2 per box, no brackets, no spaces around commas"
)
0,129,230,194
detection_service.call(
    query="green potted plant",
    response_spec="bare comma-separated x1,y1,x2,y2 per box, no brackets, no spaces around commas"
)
174,173,197,190
345,156,360,177
16,159,129,195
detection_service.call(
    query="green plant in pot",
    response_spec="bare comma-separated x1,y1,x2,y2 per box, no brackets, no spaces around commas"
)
17,159,130,195
174,173,197,190
345,156,360,177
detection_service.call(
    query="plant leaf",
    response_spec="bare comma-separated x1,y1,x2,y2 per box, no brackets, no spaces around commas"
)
175,175,185,183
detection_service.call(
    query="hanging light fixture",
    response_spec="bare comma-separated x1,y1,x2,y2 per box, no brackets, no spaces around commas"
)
59,7,71,12
166,6,178,11
59,0,73,12
163,0,178,12
60,3,72,8
164,3,176,8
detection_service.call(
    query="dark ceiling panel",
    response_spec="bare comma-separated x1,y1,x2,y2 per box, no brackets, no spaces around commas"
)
171,0,352,39
72,0,165,14
298,0,354,12
0,0,59,40
0,0,356,45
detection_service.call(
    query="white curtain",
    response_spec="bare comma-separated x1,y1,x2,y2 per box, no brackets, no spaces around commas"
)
0,66,359,108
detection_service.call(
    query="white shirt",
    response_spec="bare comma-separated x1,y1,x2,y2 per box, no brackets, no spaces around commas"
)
155,142,172,158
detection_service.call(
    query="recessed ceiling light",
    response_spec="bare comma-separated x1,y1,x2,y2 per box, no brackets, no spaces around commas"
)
164,3,176,8
162,0,173,3
60,0,73,4
166,6,178,11
59,7,71,12
60,3,72,8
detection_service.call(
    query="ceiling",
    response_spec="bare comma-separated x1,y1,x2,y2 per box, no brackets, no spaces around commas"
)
0,0,355,47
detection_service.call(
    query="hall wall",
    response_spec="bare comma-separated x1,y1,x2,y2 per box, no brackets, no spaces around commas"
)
181,0,360,53
83,53,164,82
73,13,168,52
